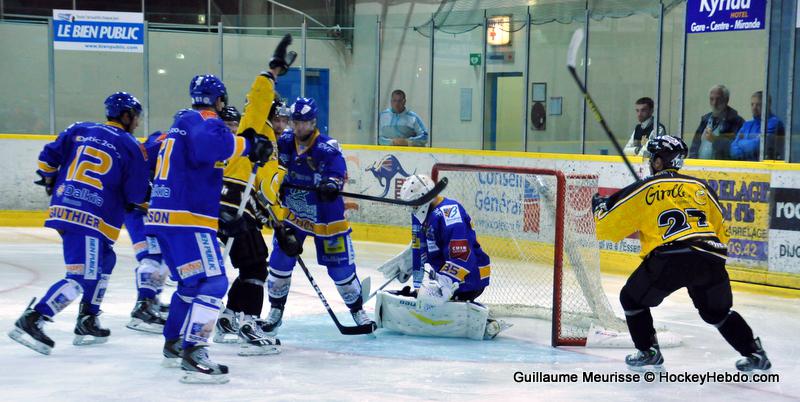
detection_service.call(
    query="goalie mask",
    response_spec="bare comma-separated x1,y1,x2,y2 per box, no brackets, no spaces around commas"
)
400,174,436,222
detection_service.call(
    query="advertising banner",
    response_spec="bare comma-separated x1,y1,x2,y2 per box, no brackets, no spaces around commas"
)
686,0,766,34
53,9,144,53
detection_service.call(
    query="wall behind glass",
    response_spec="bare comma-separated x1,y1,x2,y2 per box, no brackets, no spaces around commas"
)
54,45,143,132
585,11,660,155
148,30,219,133
682,29,767,151
379,12,432,145
528,18,586,154
483,7,528,152
431,11,484,149
0,22,50,134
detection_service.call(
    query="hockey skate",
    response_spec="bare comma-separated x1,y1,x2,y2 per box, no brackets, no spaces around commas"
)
351,309,377,332
73,303,110,346
212,308,239,343
8,298,54,355
180,345,229,384
127,298,166,334
238,315,281,356
736,337,772,371
483,319,513,340
625,345,664,371
162,338,183,368
258,306,284,336
155,297,170,315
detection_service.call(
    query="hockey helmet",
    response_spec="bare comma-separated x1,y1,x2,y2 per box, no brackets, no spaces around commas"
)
219,105,241,122
290,97,318,121
400,174,436,222
189,74,228,107
646,135,688,171
104,92,142,119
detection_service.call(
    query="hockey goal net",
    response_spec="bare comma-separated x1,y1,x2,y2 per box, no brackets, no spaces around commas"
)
431,163,626,346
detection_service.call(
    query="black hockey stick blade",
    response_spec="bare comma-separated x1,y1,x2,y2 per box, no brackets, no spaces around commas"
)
284,177,448,207
295,255,375,335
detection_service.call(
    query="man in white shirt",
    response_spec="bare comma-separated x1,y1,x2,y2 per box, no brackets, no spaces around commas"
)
378,89,428,146
623,97,666,156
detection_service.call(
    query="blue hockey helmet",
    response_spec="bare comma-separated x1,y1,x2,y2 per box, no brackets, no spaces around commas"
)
104,92,142,119
290,97,318,121
189,74,228,106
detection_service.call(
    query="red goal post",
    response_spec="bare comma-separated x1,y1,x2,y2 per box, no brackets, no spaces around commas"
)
431,163,625,347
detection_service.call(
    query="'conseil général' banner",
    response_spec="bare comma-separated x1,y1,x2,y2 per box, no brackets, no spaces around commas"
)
686,0,766,34
52,9,143,53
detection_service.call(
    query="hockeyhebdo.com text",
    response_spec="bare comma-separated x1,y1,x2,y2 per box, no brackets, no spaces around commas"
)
512,370,780,385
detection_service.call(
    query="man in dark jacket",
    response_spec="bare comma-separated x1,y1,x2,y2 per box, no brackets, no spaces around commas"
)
689,85,745,160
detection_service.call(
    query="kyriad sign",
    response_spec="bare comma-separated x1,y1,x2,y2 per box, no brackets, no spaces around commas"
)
686,0,766,33
52,9,144,53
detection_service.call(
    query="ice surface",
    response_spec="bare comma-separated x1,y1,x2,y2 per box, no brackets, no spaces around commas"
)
0,228,797,401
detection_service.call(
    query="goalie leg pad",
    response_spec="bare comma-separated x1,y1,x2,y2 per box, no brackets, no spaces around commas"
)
376,291,489,340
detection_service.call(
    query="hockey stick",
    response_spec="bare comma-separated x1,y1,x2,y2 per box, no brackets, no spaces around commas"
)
282,177,449,207
567,29,639,181
222,164,259,261
262,199,375,335
294,255,376,335
363,273,399,303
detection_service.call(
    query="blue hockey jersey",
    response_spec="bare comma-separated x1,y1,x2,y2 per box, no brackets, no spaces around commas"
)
277,129,350,238
412,198,491,293
37,121,150,242
145,109,249,233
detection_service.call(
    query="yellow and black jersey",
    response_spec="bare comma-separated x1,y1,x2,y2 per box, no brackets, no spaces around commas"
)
595,169,729,260
220,74,286,226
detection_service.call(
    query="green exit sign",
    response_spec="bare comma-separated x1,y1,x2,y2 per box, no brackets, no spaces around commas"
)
469,53,481,66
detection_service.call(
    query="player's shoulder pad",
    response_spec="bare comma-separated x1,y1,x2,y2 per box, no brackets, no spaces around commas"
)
434,200,463,227
317,135,343,154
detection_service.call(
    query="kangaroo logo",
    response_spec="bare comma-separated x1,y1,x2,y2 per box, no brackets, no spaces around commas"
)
365,154,413,197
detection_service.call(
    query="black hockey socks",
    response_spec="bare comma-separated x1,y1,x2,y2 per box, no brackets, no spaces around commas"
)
624,308,657,351
715,310,757,356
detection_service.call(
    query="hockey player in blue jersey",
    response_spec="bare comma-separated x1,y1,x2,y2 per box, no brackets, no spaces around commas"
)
259,97,375,335
125,130,170,333
9,92,150,355
145,73,273,384
376,174,510,340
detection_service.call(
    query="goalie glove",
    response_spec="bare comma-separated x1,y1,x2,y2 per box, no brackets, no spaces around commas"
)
416,267,459,307
377,244,413,283
591,193,608,214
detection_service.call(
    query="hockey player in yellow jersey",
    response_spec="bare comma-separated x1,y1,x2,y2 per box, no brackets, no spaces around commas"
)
213,34,295,355
593,135,770,372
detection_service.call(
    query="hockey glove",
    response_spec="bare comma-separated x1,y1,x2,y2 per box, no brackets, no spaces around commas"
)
218,210,250,238
377,244,413,283
318,178,340,202
417,272,458,307
34,171,55,196
275,224,303,257
241,128,274,166
591,193,608,214
268,34,297,77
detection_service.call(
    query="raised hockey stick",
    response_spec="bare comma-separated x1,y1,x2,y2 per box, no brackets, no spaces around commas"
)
222,164,259,261
282,177,449,207
567,29,639,181
294,254,376,335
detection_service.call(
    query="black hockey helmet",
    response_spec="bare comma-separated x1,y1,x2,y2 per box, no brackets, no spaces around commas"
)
646,135,688,170
268,98,290,122
219,105,241,122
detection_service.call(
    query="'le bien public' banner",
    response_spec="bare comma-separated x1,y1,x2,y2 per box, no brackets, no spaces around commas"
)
686,0,766,34
52,10,144,53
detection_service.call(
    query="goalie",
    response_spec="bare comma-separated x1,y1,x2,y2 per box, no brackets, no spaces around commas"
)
376,175,510,340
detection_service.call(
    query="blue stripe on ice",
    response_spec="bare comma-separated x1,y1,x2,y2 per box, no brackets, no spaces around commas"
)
279,314,599,364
